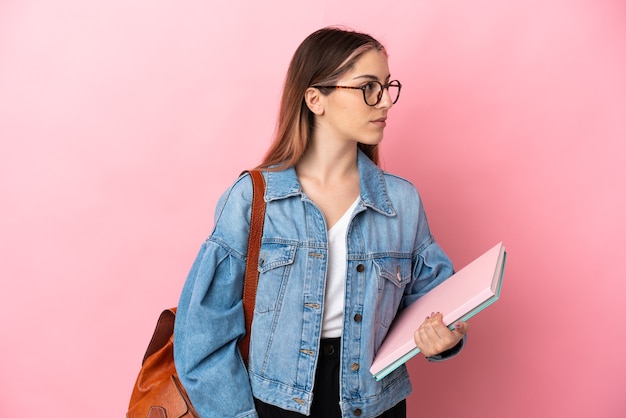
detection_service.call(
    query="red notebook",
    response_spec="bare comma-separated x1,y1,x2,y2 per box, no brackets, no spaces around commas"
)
370,242,506,380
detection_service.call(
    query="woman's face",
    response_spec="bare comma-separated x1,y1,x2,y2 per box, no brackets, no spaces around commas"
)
317,49,394,147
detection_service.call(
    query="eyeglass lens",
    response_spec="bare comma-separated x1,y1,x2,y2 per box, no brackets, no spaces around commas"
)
365,81,401,106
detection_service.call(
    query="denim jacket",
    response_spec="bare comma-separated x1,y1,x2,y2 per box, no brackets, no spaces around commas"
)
174,150,458,418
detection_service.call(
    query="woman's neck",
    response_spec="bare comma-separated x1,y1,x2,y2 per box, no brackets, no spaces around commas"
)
295,140,361,229
296,139,358,185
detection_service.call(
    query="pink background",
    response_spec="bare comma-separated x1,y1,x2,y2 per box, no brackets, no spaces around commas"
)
1,1,625,417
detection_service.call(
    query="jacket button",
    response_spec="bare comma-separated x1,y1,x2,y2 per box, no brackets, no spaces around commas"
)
354,409,363,416
353,313,362,322
356,264,365,272
351,363,360,371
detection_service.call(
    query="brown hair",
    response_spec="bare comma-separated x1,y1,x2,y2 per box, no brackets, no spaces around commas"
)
257,27,386,170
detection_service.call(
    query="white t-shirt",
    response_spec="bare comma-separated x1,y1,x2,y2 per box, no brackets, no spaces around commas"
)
321,198,360,338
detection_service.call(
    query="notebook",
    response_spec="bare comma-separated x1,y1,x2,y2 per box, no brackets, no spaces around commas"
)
370,242,507,380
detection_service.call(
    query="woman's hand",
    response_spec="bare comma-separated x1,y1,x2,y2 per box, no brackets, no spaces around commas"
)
413,312,468,358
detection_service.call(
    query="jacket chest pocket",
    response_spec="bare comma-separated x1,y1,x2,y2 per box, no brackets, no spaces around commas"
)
373,257,412,328
255,242,297,313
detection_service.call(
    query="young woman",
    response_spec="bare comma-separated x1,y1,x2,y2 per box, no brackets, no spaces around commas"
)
174,27,467,418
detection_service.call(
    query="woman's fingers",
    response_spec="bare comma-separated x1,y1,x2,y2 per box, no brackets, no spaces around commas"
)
414,313,467,357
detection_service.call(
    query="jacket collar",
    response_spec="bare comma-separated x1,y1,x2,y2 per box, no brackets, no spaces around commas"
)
264,149,396,217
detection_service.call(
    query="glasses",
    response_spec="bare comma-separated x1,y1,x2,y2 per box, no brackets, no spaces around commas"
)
313,80,402,106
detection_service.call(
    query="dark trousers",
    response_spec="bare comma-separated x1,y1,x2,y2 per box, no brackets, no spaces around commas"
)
254,338,406,418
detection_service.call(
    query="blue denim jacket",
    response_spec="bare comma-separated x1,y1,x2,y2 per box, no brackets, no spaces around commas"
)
174,150,457,418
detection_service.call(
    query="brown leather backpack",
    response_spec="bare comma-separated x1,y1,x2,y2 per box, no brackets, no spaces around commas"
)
126,170,266,418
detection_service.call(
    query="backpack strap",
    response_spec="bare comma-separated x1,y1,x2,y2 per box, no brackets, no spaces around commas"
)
240,169,266,364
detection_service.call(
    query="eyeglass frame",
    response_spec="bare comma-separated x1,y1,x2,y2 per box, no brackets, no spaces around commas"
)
312,80,402,106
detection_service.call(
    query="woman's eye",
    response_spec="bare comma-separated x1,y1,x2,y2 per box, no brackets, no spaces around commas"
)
363,82,376,91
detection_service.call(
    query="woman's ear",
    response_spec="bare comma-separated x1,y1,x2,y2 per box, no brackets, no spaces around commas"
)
304,87,325,115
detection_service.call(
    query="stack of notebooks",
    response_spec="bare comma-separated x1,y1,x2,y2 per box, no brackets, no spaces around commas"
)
370,242,507,380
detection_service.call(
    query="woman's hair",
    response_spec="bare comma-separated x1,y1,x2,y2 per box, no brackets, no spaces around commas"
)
258,27,386,170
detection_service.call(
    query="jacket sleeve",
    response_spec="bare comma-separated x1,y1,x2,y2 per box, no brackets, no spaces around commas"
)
403,237,455,308
173,176,259,418
401,192,465,361
400,190,455,310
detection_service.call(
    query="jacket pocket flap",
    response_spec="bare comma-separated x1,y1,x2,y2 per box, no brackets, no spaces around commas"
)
373,257,412,288
258,242,297,273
